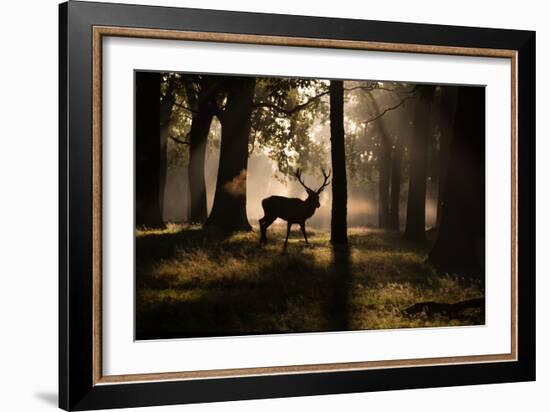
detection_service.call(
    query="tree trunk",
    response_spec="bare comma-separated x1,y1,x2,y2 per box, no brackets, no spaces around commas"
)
187,108,215,224
205,77,255,231
378,139,391,228
435,87,458,229
330,80,348,245
135,71,165,228
367,93,391,228
389,136,403,230
404,85,436,241
428,87,485,278
159,76,176,222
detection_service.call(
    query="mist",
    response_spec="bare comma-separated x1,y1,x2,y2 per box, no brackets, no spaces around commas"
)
162,134,439,231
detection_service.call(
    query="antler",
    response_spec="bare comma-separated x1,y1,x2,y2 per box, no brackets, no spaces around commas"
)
316,167,331,194
292,168,315,193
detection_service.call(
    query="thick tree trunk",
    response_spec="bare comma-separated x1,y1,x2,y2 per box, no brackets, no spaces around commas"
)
389,136,403,230
428,87,485,278
330,80,348,245
205,77,255,231
435,87,458,229
404,85,436,241
135,72,165,228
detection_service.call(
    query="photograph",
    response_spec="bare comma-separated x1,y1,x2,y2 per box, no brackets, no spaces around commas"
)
134,71,486,340
53,1,536,410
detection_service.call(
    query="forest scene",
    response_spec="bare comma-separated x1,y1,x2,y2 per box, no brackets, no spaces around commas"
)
134,71,486,340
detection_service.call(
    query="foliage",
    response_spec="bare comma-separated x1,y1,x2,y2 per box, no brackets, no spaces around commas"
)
343,81,417,184
250,78,330,180
161,73,222,168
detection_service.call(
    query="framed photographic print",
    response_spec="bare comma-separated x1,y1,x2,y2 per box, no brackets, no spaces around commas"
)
59,1,536,410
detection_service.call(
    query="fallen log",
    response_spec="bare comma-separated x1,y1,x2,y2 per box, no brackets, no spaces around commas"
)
402,297,485,319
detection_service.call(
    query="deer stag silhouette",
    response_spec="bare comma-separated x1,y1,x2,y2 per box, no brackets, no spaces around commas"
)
259,168,331,249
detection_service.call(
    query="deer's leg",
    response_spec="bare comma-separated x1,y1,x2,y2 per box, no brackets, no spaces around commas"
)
261,217,275,245
283,222,292,250
300,223,309,245
259,217,266,244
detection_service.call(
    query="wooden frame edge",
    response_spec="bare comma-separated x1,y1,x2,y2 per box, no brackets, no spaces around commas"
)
92,26,103,385
97,353,515,385
93,26,517,58
511,51,519,361
91,26,519,386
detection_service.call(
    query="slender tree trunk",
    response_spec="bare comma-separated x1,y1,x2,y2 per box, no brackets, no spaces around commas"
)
330,80,348,245
435,87,458,229
367,93,391,228
404,85,436,242
378,141,391,228
205,77,255,231
428,87,485,278
158,77,176,222
389,136,403,230
135,71,165,228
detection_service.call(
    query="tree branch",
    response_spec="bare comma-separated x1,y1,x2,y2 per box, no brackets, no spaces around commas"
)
253,90,330,117
345,85,378,93
403,298,484,319
362,88,419,126
169,134,190,145
345,84,416,95
172,101,198,114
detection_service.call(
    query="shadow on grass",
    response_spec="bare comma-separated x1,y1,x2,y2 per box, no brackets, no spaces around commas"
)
328,244,351,332
136,226,232,264
136,228,358,339
137,251,342,339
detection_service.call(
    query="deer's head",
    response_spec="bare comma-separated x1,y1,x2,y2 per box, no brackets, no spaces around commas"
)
293,168,331,209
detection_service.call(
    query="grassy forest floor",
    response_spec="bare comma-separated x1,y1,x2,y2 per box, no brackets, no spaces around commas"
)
135,224,484,340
